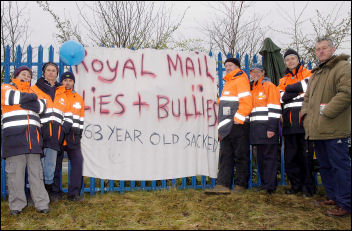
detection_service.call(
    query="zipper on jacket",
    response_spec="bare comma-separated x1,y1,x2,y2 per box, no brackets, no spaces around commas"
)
58,125,61,141
290,111,292,126
36,128,40,143
73,132,75,142
27,114,32,150
299,111,301,124
49,122,53,137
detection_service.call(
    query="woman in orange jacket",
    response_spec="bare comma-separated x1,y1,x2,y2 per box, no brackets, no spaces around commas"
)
1,66,50,215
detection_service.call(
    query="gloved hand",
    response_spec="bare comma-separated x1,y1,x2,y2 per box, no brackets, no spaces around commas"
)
19,92,38,104
20,100,40,113
282,92,299,103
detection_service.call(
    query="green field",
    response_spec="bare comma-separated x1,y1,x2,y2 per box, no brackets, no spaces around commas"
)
1,185,351,230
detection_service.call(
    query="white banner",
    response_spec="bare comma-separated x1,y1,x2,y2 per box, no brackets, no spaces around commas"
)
74,48,219,180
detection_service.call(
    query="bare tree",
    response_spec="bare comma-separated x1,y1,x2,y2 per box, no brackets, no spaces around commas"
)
271,1,351,63
201,1,266,63
75,1,188,49
36,1,84,45
1,1,30,82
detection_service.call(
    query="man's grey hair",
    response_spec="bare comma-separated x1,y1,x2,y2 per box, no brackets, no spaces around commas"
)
316,36,335,47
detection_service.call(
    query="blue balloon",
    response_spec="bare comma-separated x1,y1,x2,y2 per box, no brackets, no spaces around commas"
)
59,40,85,65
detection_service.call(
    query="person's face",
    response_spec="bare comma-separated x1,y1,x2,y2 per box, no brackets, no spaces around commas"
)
250,69,264,81
62,78,74,89
315,40,336,63
224,62,238,74
284,55,299,70
44,65,58,82
16,70,32,82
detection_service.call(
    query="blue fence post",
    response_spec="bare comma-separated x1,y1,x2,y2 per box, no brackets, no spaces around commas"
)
244,54,250,76
217,52,224,96
90,177,96,195
26,45,33,69
1,159,6,200
37,45,44,79
15,45,22,68
4,45,11,83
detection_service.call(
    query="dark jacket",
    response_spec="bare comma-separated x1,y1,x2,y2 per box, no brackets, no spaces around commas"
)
1,79,46,158
249,76,281,144
277,64,311,135
63,89,85,151
31,78,72,151
301,54,351,140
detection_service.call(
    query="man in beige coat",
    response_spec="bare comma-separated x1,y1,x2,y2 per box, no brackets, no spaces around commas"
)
301,36,351,217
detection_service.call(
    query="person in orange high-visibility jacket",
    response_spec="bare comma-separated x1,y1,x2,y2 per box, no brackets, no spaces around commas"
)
1,66,50,215
30,62,73,198
277,49,316,197
205,58,252,195
52,71,85,202
248,64,281,194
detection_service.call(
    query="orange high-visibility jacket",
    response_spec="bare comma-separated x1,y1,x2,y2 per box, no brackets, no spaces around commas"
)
249,76,281,144
62,89,85,151
218,68,252,138
1,78,46,158
277,64,311,135
31,78,72,151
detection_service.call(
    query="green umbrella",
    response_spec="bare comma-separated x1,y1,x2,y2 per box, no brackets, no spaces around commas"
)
259,38,286,86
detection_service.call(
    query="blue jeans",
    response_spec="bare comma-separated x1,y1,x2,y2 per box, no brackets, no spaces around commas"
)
41,148,58,185
314,138,351,213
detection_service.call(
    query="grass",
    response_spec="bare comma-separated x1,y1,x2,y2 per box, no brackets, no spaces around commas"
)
1,185,351,230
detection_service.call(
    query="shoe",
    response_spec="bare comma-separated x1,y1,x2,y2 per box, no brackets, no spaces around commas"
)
326,206,350,217
67,195,83,201
303,192,313,198
38,208,50,214
285,188,300,195
255,186,265,192
313,198,337,206
266,189,275,195
233,185,246,193
204,185,231,195
10,210,21,216
50,192,63,203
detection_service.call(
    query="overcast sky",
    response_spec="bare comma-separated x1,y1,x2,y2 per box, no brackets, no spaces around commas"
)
8,1,352,58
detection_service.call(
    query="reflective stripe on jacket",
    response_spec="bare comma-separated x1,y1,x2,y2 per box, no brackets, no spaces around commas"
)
277,64,311,135
63,89,85,151
249,76,281,144
31,78,72,151
218,68,252,138
1,79,46,158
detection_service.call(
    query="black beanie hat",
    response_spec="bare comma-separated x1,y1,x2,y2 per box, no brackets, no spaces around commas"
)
284,49,300,61
60,71,75,83
224,57,241,69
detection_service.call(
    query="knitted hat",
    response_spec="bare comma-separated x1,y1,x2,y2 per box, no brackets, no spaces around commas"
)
60,71,75,83
224,57,241,69
284,49,300,61
14,66,33,78
250,63,264,71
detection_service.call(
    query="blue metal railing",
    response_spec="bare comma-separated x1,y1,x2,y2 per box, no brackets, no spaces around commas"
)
1,45,318,200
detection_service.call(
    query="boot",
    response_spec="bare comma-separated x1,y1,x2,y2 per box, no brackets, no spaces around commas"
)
205,184,231,195
44,184,53,200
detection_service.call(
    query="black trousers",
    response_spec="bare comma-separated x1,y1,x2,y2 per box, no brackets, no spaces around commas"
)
256,144,278,191
284,134,316,194
217,123,250,188
52,148,83,197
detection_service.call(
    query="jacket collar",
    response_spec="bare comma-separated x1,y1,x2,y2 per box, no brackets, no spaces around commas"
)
11,78,31,91
285,63,302,76
223,68,242,82
311,54,350,73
